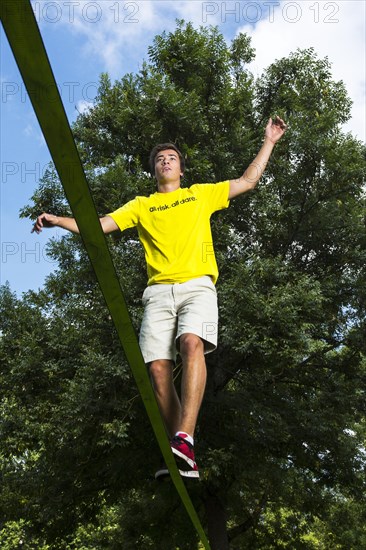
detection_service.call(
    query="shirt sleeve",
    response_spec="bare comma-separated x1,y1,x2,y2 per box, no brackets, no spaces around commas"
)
193,181,230,215
107,197,140,232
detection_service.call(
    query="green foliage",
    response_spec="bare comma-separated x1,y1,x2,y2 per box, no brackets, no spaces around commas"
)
2,21,366,549
72,21,256,186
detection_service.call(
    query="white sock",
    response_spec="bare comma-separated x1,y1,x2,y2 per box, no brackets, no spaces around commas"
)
176,431,194,446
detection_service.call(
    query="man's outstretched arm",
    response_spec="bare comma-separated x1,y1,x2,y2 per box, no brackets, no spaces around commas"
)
32,213,118,234
228,116,287,200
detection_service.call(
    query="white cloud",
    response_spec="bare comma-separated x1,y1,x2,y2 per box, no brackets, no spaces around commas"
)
31,1,222,76
23,122,46,146
76,99,93,114
244,0,365,141
23,123,33,137
30,1,364,141
33,1,173,75
32,0,156,73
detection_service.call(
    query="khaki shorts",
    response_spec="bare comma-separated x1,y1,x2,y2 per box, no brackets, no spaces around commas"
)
139,276,218,363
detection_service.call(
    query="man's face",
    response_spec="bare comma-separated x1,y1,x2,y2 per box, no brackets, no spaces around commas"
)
154,149,183,183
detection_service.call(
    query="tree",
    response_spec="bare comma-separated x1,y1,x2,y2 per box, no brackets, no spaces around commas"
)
1,22,365,549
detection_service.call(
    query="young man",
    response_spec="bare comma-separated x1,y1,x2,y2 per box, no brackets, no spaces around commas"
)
33,116,286,479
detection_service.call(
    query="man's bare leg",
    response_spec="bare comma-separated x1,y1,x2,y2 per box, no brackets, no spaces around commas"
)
149,336,206,439
149,359,181,438
178,333,207,438
150,336,206,478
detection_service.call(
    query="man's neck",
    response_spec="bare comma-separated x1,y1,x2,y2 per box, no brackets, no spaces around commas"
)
157,180,181,193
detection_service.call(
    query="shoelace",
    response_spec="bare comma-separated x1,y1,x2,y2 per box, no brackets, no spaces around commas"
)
171,435,193,449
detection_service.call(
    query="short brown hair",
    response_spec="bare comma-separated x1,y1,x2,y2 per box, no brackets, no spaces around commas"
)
149,143,185,176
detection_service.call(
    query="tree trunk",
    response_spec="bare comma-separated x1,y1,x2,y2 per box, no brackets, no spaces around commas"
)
205,490,230,550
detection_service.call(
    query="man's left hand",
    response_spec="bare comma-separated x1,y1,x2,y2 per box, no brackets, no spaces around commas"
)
265,116,287,144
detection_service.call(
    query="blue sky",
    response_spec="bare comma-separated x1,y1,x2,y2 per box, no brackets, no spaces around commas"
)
1,0,365,295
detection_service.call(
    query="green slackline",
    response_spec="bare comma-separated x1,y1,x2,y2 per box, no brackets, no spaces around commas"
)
0,1,210,547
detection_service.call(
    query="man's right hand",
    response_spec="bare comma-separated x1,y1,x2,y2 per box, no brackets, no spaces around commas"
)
32,213,59,234
32,214,116,235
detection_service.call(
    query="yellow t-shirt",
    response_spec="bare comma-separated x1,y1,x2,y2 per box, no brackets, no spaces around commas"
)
108,181,230,285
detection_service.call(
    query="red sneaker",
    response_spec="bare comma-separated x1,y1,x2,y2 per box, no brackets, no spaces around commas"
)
170,435,199,478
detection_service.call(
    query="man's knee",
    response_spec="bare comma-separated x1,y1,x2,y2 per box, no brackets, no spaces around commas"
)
179,333,204,358
148,359,173,389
